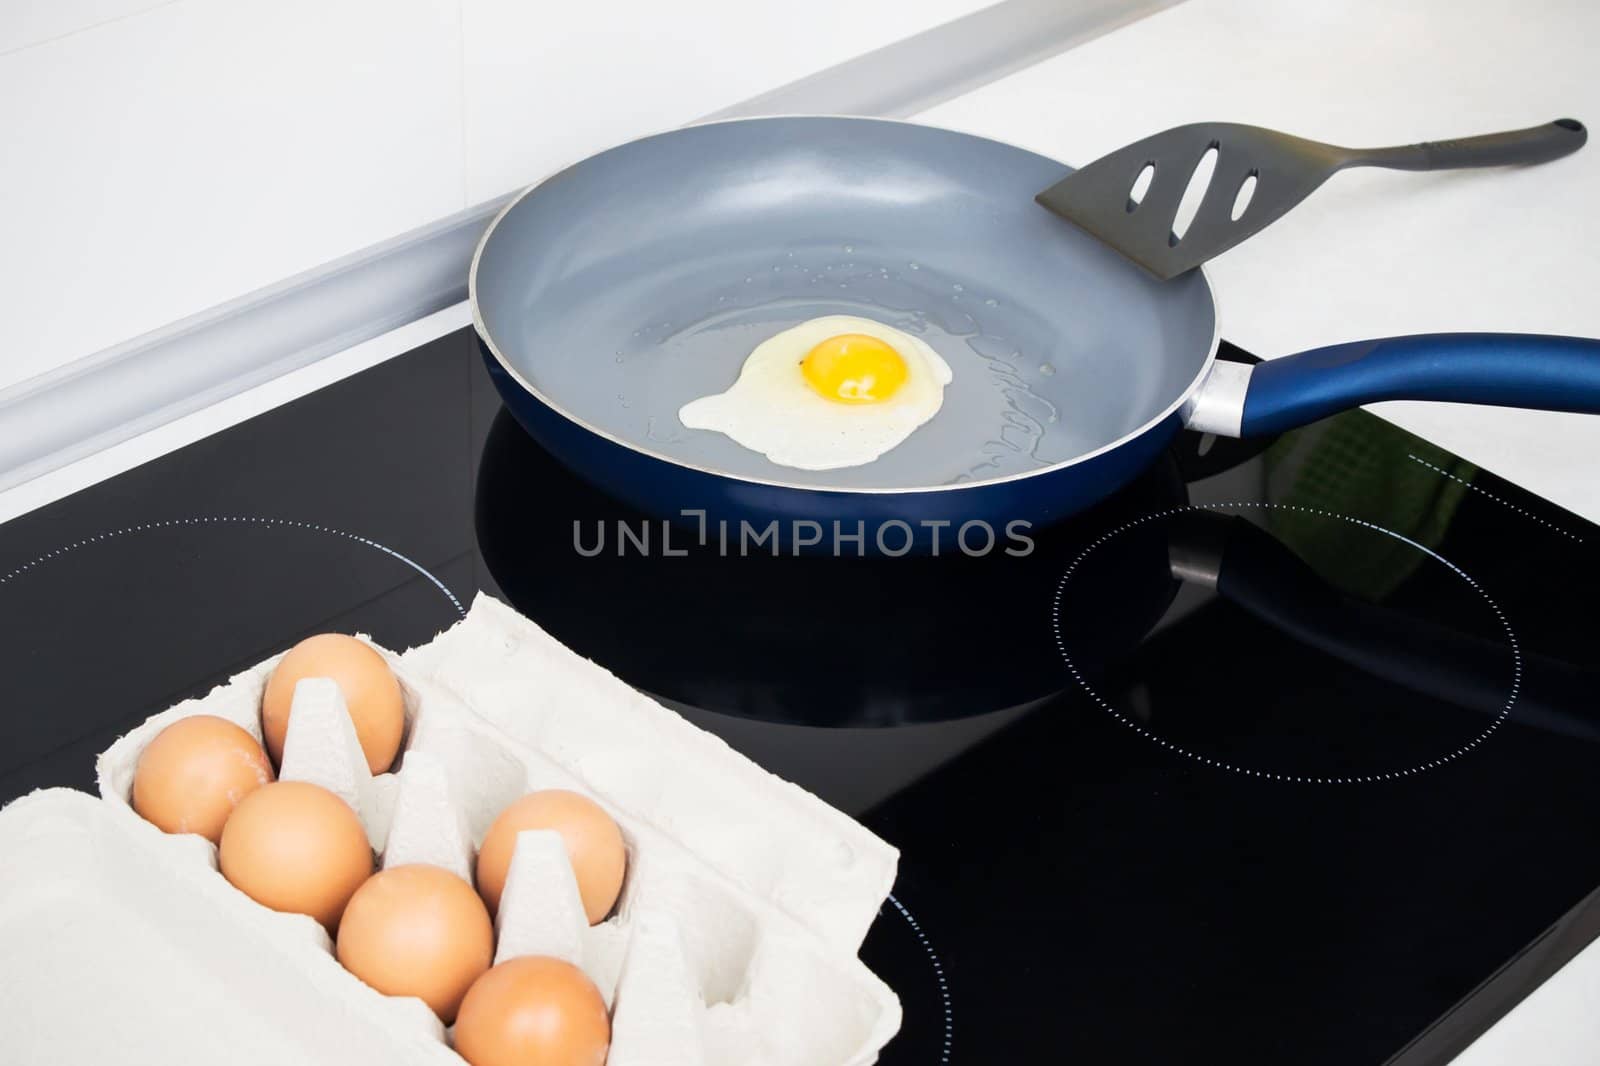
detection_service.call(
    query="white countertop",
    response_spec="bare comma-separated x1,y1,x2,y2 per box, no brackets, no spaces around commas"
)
0,4,1595,1060
919,0,1600,525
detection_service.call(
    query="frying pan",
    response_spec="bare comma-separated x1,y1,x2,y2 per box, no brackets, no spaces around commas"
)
471,117,1600,547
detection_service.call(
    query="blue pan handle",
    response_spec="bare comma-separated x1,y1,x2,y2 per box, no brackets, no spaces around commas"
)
1187,334,1600,437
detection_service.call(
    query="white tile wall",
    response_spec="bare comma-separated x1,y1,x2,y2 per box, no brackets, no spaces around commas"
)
0,0,465,392
459,0,991,202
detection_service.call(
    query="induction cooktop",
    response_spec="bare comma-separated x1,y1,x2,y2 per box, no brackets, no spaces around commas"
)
3,328,1598,1066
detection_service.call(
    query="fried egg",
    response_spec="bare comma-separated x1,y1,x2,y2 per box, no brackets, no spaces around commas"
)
678,315,953,471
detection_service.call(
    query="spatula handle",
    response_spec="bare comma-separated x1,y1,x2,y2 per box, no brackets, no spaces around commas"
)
1353,119,1586,171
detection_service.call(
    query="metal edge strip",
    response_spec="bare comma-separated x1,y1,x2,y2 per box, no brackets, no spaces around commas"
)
0,0,1180,498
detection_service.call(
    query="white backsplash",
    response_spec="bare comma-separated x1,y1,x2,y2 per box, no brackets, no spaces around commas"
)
1,0,171,54
0,0,464,392
459,0,985,203
0,0,989,395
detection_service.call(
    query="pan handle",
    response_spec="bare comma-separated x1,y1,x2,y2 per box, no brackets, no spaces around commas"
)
1183,333,1600,437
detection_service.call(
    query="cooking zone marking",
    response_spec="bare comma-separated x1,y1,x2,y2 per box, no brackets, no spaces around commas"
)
887,892,952,1064
1406,454,1584,543
0,517,467,618
1051,503,1522,784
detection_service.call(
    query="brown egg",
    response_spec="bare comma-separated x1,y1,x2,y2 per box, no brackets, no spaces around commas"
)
335,864,493,1023
476,790,626,924
131,714,274,844
219,780,373,930
454,956,610,1066
262,633,405,774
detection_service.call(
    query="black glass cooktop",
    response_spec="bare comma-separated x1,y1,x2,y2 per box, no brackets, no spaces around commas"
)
4,328,1599,1066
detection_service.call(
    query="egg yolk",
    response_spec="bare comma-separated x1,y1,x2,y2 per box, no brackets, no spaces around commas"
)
800,333,908,404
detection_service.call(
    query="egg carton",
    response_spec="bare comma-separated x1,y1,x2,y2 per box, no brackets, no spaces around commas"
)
0,594,900,1066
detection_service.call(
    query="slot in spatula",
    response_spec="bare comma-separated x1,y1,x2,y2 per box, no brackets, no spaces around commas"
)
1035,118,1586,280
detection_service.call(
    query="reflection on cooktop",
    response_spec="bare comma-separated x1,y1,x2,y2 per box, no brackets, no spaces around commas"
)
474,406,1185,727
1054,503,1525,783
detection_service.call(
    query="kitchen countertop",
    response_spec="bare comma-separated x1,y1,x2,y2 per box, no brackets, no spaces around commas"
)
918,0,1600,527
0,5,1596,1059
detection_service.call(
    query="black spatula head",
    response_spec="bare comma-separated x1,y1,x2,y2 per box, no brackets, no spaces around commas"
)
1036,119,1586,280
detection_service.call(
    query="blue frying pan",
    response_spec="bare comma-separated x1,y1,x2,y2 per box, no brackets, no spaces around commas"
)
471,116,1600,548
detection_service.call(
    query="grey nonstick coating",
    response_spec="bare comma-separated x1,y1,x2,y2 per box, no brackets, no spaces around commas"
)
472,116,1218,491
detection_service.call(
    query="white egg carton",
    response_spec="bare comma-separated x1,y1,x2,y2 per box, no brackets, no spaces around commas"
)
0,594,900,1066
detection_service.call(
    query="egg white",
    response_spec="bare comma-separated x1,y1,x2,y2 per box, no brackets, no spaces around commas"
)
678,315,953,471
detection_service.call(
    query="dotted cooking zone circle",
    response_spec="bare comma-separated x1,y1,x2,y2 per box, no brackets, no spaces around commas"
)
886,892,952,1065
883,889,953,1056
1051,502,1523,785
1406,453,1584,543
0,516,467,618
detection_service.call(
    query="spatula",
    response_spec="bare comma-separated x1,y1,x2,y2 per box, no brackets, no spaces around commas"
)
1035,118,1586,280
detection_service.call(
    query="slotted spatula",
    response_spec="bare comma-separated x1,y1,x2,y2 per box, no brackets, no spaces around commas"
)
1035,118,1586,280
